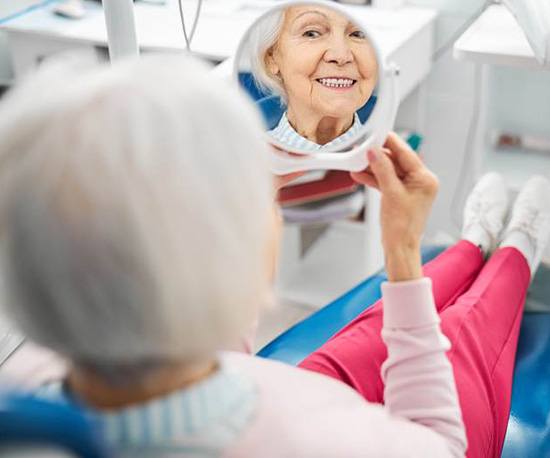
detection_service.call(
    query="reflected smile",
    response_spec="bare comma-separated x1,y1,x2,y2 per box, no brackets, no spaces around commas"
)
316,77,357,89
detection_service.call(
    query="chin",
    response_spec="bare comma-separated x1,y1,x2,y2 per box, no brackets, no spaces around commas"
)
317,106,357,120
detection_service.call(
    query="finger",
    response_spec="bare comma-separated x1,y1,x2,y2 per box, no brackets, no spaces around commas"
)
384,132,423,174
381,148,406,179
350,170,379,190
367,148,400,192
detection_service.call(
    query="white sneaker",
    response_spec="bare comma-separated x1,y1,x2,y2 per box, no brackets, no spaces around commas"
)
501,175,550,274
462,172,510,256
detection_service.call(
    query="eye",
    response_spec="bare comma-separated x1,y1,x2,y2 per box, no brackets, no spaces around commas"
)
303,29,322,38
350,30,366,39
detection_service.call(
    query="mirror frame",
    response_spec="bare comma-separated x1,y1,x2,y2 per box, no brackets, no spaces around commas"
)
233,0,394,156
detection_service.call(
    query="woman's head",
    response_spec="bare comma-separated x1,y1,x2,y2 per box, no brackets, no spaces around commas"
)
0,54,275,373
251,5,378,122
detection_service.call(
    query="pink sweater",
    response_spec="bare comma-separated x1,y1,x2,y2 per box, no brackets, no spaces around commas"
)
224,278,467,457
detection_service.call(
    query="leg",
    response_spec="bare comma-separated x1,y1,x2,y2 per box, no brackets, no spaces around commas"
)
453,175,550,457
299,172,513,401
299,240,484,402
440,247,530,458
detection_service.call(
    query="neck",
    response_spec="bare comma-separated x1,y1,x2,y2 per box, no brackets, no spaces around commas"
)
287,106,354,145
68,359,218,410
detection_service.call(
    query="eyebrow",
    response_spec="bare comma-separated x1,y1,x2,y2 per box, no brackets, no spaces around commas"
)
292,10,329,25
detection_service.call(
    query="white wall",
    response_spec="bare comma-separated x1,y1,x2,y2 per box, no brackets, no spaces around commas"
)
396,0,485,238
397,48,479,239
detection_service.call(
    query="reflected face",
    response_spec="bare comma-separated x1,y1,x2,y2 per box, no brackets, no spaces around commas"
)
267,6,378,121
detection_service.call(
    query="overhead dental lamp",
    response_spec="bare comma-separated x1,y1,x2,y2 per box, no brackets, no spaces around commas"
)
101,0,139,61
501,0,550,66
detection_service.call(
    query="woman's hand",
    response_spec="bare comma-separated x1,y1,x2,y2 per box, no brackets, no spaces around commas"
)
351,133,439,282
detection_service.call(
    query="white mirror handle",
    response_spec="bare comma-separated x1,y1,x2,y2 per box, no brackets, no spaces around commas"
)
270,136,376,174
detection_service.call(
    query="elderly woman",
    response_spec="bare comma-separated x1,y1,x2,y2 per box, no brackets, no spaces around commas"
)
0,54,549,458
250,5,378,149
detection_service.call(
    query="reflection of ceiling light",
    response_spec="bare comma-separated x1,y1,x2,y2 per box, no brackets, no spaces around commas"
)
502,0,550,65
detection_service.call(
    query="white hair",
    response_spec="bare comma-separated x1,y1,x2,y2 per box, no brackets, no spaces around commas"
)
246,10,287,101
0,54,274,369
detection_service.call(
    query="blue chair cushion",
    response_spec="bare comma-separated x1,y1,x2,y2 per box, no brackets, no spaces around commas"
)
0,393,108,458
257,245,447,364
258,246,550,457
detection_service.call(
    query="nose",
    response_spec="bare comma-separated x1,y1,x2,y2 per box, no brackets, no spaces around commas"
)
323,34,353,66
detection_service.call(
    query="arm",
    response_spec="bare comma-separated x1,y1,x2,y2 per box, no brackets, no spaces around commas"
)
352,133,467,457
381,279,467,458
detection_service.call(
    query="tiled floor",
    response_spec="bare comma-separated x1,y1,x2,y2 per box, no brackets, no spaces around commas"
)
254,299,315,353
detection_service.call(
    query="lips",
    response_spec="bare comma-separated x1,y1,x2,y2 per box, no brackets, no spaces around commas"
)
316,77,357,88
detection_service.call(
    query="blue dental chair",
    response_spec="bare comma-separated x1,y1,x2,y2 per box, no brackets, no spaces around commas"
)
0,392,108,457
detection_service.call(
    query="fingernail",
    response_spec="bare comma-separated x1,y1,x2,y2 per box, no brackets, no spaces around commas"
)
368,149,379,163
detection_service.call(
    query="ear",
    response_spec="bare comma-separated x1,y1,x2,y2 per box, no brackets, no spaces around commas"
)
265,48,280,77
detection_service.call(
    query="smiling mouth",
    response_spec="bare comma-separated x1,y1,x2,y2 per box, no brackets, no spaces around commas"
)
316,77,357,89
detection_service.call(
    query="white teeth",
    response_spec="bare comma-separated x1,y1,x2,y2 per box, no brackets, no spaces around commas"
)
318,78,355,88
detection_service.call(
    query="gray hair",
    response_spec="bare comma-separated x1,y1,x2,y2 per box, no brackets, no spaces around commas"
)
0,54,274,369
247,10,287,101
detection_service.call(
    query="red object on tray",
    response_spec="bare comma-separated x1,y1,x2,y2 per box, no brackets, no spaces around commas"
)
277,171,359,207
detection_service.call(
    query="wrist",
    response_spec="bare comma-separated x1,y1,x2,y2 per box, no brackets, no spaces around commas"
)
384,245,422,282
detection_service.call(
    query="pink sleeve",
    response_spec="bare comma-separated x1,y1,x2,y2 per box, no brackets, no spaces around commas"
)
381,278,467,458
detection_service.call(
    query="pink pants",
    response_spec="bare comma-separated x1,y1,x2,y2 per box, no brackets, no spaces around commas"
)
299,241,531,458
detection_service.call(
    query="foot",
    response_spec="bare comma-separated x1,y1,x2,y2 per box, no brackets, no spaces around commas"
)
462,172,510,257
500,175,550,274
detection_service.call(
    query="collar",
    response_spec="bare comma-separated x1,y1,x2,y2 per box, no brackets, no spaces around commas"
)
269,112,362,151
36,356,258,453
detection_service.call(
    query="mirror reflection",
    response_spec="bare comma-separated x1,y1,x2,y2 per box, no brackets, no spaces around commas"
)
237,4,379,152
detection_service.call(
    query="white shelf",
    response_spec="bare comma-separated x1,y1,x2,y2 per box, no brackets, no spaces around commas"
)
453,4,550,70
483,146,550,191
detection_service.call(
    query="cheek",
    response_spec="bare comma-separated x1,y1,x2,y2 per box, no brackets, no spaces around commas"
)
279,46,322,89
356,63,378,98
356,52,378,83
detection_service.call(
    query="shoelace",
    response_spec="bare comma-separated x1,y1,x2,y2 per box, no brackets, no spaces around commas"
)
509,206,546,241
464,196,504,236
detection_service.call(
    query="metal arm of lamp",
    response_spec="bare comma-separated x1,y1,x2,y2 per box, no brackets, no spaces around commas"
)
102,0,139,62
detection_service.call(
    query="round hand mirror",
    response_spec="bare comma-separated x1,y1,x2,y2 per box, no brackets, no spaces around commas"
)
233,0,400,174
